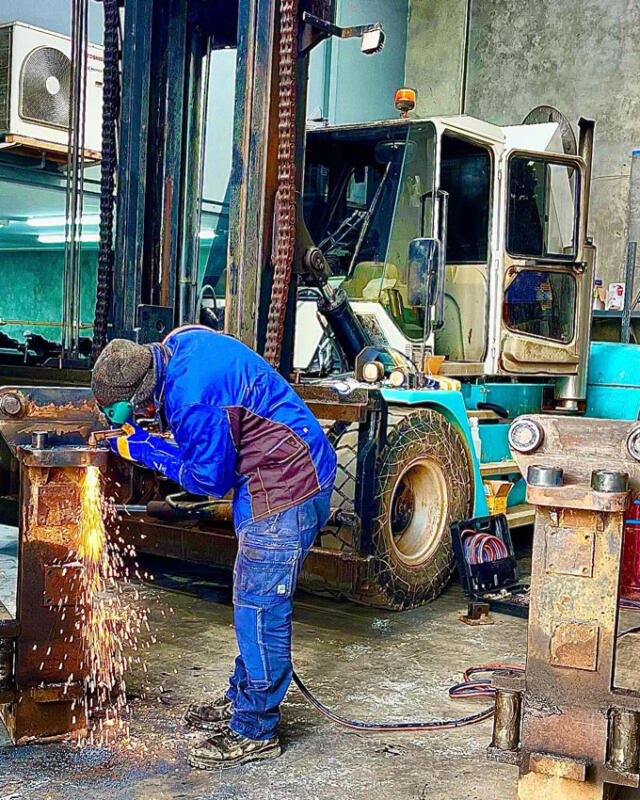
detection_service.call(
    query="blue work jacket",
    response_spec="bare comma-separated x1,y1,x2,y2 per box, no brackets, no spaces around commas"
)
145,326,336,531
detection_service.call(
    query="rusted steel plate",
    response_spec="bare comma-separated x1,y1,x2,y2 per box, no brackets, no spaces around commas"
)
30,682,84,704
550,622,600,671
529,752,588,781
20,446,109,469
527,483,629,513
43,564,83,607
2,459,93,743
545,527,595,578
292,384,371,422
35,484,79,527
304,400,367,423
511,415,640,494
0,386,104,455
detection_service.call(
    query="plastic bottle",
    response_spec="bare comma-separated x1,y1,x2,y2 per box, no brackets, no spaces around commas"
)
593,279,605,310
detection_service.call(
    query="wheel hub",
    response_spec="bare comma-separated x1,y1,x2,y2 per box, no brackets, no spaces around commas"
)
389,458,449,566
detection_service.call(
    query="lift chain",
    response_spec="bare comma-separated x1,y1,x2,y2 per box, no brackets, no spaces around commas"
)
263,0,299,368
91,0,121,362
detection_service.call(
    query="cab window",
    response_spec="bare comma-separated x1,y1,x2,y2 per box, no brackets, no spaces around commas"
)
503,269,576,343
440,136,491,263
508,157,578,259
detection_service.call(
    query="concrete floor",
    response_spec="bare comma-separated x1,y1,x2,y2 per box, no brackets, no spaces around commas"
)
0,527,639,800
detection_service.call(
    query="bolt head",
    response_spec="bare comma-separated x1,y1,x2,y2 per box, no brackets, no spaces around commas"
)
0,393,23,417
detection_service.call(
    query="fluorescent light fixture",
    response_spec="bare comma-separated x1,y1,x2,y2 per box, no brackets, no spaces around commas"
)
198,229,217,240
38,232,100,244
27,214,100,228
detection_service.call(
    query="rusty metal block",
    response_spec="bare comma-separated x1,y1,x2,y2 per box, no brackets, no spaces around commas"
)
545,527,595,578
527,483,628,513
30,682,84,704
529,752,588,782
0,447,108,744
459,601,494,626
43,564,83,607
550,621,599,671
504,415,640,799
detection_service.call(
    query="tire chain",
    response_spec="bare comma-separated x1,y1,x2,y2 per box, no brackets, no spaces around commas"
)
328,410,473,609
263,0,299,368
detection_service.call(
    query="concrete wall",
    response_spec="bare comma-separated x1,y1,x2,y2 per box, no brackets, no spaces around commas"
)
405,0,640,285
405,0,467,117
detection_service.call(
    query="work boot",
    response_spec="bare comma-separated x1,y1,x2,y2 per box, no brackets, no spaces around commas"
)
188,727,281,770
184,692,233,731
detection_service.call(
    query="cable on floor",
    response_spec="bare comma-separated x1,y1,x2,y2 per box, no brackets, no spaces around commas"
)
292,610,640,733
291,663,523,732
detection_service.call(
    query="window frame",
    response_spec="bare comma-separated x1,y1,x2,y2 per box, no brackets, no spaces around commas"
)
505,152,582,263
438,131,494,266
502,266,578,345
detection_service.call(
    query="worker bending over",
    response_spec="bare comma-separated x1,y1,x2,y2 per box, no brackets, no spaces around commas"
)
91,326,336,769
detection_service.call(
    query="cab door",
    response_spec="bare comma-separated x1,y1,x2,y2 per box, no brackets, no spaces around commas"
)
496,151,592,375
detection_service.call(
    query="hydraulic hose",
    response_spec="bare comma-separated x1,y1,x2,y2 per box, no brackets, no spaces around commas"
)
291,613,640,734
291,664,523,732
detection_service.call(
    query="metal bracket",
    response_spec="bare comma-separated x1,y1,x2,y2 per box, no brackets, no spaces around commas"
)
300,12,385,56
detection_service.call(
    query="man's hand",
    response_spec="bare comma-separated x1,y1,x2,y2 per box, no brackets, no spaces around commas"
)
108,422,151,463
107,422,184,484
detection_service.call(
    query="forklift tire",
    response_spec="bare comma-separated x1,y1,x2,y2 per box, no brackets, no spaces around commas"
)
329,408,473,610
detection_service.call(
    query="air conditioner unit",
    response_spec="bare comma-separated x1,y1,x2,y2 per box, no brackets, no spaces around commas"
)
0,21,103,155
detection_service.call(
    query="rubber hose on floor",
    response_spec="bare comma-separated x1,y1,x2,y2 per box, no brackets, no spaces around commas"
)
291,664,524,732
290,619,640,733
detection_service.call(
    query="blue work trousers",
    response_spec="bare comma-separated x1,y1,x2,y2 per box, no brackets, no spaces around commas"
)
227,485,332,740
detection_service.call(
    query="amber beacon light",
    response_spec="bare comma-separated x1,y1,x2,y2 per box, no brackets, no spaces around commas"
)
395,87,416,117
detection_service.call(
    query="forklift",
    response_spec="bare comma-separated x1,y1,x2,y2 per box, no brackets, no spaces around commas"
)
0,0,639,612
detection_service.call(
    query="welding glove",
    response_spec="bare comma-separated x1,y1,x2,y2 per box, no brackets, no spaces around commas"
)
109,422,184,483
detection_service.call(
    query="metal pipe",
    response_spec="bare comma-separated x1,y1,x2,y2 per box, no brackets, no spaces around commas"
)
624,149,640,329
61,0,89,361
608,708,640,773
177,25,211,325
622,241,637,343
555,118,596,408
578,118,595,242
491,690,522,752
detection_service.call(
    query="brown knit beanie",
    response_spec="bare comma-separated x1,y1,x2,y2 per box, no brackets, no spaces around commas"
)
91,339,156,407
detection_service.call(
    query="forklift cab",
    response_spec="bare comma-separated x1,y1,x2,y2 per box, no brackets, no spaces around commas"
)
298,113,592,387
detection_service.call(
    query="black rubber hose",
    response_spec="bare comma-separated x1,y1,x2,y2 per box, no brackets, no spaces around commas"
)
477,401,509,419
91,0,121,361
292,668,504,733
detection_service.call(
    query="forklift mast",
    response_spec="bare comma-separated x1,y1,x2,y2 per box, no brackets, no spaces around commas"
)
110,0,378,376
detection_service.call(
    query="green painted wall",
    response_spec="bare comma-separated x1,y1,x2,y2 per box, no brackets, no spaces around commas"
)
0,248,97,344
326,0,409,124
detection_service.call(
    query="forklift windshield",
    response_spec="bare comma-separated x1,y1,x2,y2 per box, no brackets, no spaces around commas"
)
304,121,436,341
